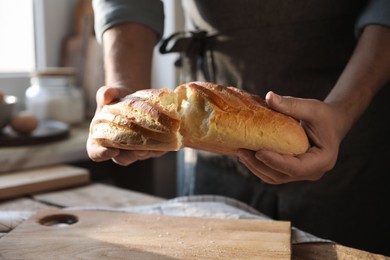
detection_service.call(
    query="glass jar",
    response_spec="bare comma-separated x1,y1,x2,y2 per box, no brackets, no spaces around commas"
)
25,67,85,125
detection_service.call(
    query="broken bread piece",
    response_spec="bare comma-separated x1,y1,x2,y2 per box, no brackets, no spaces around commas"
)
90,88,182,151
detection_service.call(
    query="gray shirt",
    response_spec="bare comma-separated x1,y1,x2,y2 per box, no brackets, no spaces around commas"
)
93,0,390,43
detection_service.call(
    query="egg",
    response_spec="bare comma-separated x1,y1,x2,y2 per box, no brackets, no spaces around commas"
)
10,111,39,134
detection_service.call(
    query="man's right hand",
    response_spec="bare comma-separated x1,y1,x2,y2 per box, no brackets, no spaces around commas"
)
86,86,166,166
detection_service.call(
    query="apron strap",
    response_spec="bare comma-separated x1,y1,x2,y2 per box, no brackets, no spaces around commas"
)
159,30,217,82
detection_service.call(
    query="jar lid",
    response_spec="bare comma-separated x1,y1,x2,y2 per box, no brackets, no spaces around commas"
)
31,67,76,77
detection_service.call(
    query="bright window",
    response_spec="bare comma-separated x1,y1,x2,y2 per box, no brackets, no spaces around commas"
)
0,0,75,110
0,0,35,72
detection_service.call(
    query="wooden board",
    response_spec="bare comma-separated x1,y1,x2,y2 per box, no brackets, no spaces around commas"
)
0,209,291,259
0,165,90,200
292,243,389,260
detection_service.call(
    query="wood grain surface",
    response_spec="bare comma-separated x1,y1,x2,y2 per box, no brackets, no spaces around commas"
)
0,208,291,259
0,165,90,200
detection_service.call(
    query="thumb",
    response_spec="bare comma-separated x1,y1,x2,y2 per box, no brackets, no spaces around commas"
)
96,86,131,109
265,91,314,121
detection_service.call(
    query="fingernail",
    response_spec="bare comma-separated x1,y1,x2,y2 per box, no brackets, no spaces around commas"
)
272,92,282,103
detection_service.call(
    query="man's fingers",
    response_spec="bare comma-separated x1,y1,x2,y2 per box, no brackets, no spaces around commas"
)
111,150,167,166
96,86,131,109
265,91,319,122
87,141,120,162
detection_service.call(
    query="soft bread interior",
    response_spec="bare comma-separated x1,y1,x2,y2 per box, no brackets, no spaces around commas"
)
175,85,214,144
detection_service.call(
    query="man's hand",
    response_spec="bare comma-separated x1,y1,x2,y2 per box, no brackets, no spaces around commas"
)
86,86,166,166
86,22,163,166
238,91,343,184
238,25,390,184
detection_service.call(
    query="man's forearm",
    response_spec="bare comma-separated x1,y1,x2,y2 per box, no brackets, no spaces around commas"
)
102,23,158,91
325,25,390,139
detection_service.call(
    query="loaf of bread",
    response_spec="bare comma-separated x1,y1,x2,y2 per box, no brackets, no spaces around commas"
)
90,82,309,156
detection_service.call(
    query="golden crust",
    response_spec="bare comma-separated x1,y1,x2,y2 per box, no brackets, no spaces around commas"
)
90,82,309,155
90,88,182,151
176,82,309,155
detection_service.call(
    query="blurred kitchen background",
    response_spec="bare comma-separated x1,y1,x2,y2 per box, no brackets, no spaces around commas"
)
0,0,185,199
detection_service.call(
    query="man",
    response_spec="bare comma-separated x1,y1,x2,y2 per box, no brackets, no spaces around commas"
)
88,0,390,255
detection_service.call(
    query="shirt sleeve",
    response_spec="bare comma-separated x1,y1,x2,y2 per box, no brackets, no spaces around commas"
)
92,0,165,44
355,0,390,36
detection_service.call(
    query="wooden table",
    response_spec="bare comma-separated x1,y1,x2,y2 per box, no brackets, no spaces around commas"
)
0,181,388,259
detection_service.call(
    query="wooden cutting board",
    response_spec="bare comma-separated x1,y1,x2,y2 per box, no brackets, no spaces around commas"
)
0,209,291,259
0,165,90,200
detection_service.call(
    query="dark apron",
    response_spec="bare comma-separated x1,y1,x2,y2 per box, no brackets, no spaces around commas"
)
160,0,390,255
